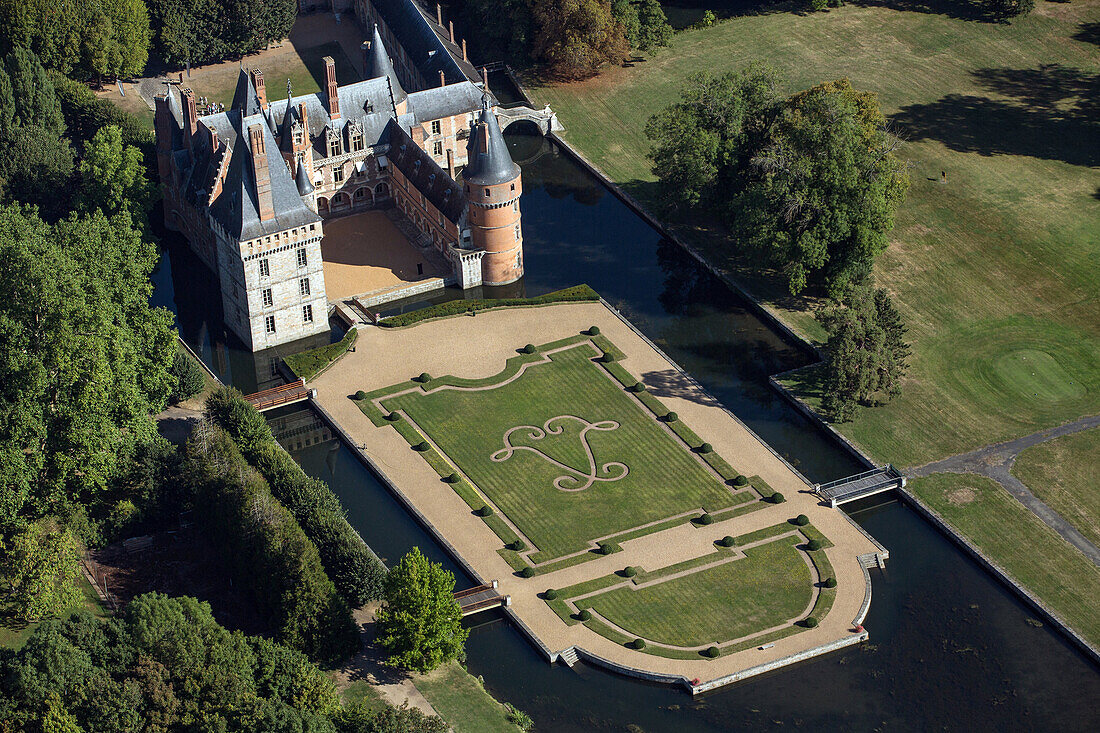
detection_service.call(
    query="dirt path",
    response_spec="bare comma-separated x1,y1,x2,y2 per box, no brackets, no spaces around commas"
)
908,414,1100,566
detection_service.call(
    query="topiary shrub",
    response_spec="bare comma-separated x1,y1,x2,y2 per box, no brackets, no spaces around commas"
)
717,535,736,548
443,473,459,484
698,442,713,454
732,475,749,488
598,541,619,555
169,347,207,404
476,505,494,517
519,566,535,578
623,566,638,577
416,372,432,383
770,492,785,504
600,353,616,363
629,638,646,650
802,616,819,628
703,646,720,658
522,344,537,354
577,609,592,622
793,514,810,526
413,441,430,452
664,412,678,422
824,577,837,589
806,539,823,551
544,589,558,600
354,390,368,401
509,539,527,552
697,513,713,526
385,412,401,421
629,382,646,393
587,326,600,336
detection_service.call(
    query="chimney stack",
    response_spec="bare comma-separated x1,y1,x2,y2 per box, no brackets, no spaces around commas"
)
446,148,455,179
249,68,268,109
439,69,446,87
323,56,340,120
448,20,454,43
361,41,370,77
181,87,198,147
248,124,275,222
436,2,442,25
462,39,468,62
482,66,489,89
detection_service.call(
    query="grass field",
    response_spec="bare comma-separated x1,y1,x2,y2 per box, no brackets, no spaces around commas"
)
527,1,1100,468
383,342,736,560
415,661,523,733
908,473,1100,647
1012,428,1100,548
0,575,108,650
577,536,812,647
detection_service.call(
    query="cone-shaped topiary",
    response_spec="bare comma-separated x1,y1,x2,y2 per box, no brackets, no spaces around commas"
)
771,492,785,504
600,352,616,363
444,473,459,483
718,535,736,548
793,514,810,526
385,412,402,422
698,513,713,526
519,566,535,578
803,616,819,628
732,475,749,487
522,344,537,354
699,442,713,454
587,326,600,335
704,646,720,658
629,638,646,650
578,609,592,621
509,539,526,552
476,505,494,517
806,539,823,551
664,412,678,422
623,566,637,577
416,372,432,383
544,589,558,600
355,390,368,400
413,441,430,452
824,577,837,589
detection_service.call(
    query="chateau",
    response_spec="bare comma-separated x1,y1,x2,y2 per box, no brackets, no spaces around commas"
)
153,3,524,351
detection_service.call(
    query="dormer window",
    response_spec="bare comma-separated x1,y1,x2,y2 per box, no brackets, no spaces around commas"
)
326,128,341,158
348,121,364,152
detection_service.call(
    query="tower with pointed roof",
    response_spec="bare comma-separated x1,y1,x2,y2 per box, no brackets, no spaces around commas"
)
462,98,523,285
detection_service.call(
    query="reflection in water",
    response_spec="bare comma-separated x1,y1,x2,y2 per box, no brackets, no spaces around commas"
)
153,114,1100,730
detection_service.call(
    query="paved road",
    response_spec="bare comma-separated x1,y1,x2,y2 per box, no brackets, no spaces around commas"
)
908,415,1100,567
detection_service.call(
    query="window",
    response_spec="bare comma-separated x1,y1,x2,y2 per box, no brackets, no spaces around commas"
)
262,288,273,307
513,201,518,212
299,277,310,296
265,314,276,333
303,304,313,323
511,183,515,191
328,136,341,157
433,141,443,156
431,120,441,135
515,224,521,241
297,248,308,268
259,258,269,277
333,165,344,183
484,188,490,197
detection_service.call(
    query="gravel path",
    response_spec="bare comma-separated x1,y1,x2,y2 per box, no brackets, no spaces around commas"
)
908,415,1100,567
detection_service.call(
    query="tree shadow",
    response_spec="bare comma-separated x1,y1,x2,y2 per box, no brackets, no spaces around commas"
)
1074,21,1100,46
641,368,724,407
892,65,1100,167
847,0,996,22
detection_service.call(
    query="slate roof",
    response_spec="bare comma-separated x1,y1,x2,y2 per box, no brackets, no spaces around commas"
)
266,77,396,156
406,81,482,127
462,102,520,187
230,70,264,118
365,24,407,104
369,0,480,87
386,119,467,223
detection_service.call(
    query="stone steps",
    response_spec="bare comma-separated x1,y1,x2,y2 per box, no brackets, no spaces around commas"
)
559,647,579,667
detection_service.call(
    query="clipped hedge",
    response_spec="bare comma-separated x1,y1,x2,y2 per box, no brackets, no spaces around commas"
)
824,577,837,589
623,566,638,577
206,389,386,607
598,541,620,555
629,638,646,650
732,475,749,488
718,536,736,548
379,285,600,328
578,609,592,622
284,328,358,382
771,492,786,504
806,539,824,551
185,424,358,664
703,646,720,658
793,514,810,526
697,513,714,526
802,616,819,628
519,566,536,578
664,412,678,422
476,505,495,517
544,589,559,600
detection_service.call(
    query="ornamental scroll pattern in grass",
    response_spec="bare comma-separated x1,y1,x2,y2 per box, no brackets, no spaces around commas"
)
490,416,629,492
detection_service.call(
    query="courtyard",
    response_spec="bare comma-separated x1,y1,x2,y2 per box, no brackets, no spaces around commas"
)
311,300,885,689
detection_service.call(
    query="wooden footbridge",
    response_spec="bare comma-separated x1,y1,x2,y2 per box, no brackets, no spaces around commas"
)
816,465,906,507
244,379,312,413
454,581,509,617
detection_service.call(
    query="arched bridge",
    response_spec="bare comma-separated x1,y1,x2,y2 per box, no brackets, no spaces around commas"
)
497,103,564,135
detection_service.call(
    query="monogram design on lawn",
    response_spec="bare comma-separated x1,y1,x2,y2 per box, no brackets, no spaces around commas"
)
490,415,630,492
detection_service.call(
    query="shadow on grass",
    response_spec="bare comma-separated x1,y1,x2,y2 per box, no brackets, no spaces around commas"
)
296,41,362,89
1074,21,1100,46
848,0,999,22
892,65,1100,167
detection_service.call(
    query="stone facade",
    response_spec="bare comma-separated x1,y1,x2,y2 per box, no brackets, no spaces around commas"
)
154,0,524,352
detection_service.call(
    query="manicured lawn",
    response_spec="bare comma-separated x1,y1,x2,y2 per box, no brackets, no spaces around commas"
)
339,680,389,714
527,1,1100,468
1012,427,1100,548
0,574,109,651
382,342,736,560
285,327,359,382
575,535,812,647
415,661,522,733
909,473,1100,648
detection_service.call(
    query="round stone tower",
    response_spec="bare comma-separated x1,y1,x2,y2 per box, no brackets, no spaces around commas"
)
463,98,523,286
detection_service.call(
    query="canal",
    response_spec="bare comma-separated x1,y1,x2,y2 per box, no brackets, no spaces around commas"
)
152,127,1100,730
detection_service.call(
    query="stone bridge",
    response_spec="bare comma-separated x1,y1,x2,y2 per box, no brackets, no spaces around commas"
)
496,103,564,135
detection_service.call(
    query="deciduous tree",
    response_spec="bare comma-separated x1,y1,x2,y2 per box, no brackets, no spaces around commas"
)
1,519,82,622
375,548,467,673
636,0,672,53
531,0,630,80
77,125,153,221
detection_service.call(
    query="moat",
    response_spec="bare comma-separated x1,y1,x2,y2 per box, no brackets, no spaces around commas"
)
152,126,1100,730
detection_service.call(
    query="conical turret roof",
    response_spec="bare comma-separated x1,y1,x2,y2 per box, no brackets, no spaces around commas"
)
366,24,407,105
231,68,263,117
295,158,314,195
463,97,520,187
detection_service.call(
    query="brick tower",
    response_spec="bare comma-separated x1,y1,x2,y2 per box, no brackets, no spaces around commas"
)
463,98,523,286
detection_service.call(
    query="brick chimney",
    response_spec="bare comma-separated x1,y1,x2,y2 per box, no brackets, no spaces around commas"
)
446,148,455,179
181,87,198,147
482,66,489,89
462,39,468,62
249,68,267,109
323,56,340,120
248,123,275,222
448,20,455,43
361,41,370,76
436,2,442,25
439,70,446,87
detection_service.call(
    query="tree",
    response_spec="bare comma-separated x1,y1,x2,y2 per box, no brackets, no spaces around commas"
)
611,0,640,48
1,519,82,622
375,548,467,673
531,0,630,80
731,79,909,296
818,283,910,421
986,0,1034,18
635,0,672,53
169,347,207,403
77,125,152,221
0,124,75,218
0,48,65,136
645,66,782,211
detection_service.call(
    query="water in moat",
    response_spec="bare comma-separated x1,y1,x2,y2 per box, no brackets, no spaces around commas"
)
153,126,1100,730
